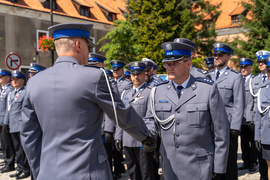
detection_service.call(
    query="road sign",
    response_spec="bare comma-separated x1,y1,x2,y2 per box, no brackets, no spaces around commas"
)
5,53,22,70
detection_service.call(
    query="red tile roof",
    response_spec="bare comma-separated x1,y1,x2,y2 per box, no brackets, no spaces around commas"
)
0,0,252,29
0,0,127,24
208,0,252,29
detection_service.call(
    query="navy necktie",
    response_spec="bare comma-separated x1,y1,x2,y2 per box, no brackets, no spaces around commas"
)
216,71,220,80
177,86,183,98
133,89,137,96
263,75,267,83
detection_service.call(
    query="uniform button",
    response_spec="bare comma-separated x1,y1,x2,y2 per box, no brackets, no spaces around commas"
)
175,144,179,148
176,133,179,137
176,121,180,125
177,110,180,113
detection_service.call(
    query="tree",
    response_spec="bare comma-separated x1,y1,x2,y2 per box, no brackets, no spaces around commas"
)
127,0,221,72
229,0,270,74
97,20,143,66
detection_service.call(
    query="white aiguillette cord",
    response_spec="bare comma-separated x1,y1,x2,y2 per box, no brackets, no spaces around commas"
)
100,68,119,128
150,86,175,130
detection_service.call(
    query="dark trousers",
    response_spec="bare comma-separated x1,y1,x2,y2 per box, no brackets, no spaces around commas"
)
0,126,15,167
124,146,158,180
11,132,29,173
224,134,238,180
113,142,125,174
258,149,268,180
240,125,257,165
103,136,125,175
103,139,113,173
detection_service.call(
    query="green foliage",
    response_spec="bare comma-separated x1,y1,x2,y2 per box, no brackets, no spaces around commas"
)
229,0,270,75
97,20,143,67
127,0,221,71
192,57,205,69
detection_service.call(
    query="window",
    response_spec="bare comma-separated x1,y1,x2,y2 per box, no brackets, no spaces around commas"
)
43,0,57,10
37,30,49,51
80,6,90,17
108,13,116,22
90,37,95,53
231,15,241,24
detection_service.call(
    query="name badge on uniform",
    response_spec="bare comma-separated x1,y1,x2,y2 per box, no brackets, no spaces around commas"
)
159,100,168,103
124,98,129,100
262,101,269,104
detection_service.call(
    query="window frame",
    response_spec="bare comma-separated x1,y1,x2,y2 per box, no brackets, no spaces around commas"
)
37,30,49,52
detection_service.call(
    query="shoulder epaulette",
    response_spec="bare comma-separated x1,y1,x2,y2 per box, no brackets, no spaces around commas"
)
197,68,207,74
84,65,101,69
230,69,240,74
155,80,169,87
207,69,215,74
196,77,214,85
125,83,133,90
254,73,260,77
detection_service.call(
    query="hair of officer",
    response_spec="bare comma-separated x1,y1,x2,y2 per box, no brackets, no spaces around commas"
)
54,38,78,54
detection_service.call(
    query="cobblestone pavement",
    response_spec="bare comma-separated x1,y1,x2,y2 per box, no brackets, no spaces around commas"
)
0,137,261,179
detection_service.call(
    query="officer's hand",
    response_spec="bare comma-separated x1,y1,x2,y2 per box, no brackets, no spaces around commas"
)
142,135,156,153
230,129,240,138
104,131,113,144
247,122,255,130
3,125,9,133
212,173,225,179
255,141,262,152
115,140,122,152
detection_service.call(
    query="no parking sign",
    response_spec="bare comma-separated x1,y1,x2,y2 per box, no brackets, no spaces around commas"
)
5,52,22,70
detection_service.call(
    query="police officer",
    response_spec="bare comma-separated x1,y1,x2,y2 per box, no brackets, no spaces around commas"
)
21,23,156,180
146,41,229,180
255,57,270,180
88,53,105,67
142,58,163,86
207,42,245,180
28,63,46,78
111,60,132,93
115,61,158,180
109,60,132,179
0,69,15,174
4,71,30,179
204,57,215,71
105,68,113,78
124,69,131,80
174,38,208,78
238,58,258,172
250,50,270,180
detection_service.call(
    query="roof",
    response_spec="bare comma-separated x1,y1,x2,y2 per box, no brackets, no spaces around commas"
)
0,0,127,24
73,0,93,8
229,5,246,16
207,0,252,29
0,0,252,30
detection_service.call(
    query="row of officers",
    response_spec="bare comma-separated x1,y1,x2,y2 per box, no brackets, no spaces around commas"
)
0,63,46,179
2,22,270,180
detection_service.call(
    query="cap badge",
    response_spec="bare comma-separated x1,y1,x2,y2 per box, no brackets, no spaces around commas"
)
216,43,220,48
259,51,263,57
165,43,172,51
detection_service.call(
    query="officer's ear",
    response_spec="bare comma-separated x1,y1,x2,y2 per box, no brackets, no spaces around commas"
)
186,58,192,69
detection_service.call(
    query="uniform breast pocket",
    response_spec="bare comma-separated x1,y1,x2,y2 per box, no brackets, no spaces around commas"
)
186,103,208,128
155,103,172,119
220,83,233,99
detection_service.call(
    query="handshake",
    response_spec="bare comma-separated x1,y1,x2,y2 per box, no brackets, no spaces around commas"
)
115,130,157,153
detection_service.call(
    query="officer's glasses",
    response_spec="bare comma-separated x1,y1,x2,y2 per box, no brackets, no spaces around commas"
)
81,36,95,52
163,60,188,68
